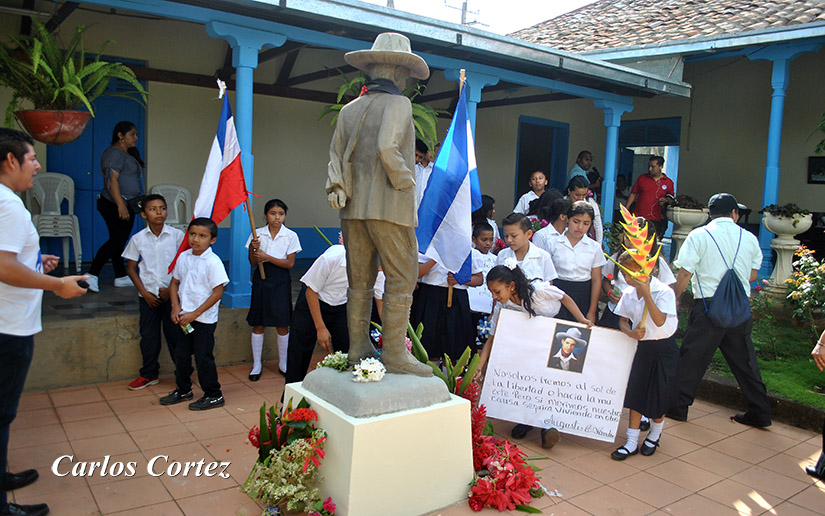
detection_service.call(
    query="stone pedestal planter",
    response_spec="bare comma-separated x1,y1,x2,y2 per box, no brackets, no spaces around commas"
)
762,212,813,298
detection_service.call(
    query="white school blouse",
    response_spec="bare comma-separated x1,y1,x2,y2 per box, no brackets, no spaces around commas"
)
496,242,557,282
122,224,185,297
613,276,677,341
418,252,482,289
532,224,560,253
514,191,538,215
300,245,385,306
547,231,606,282
604,256,676,311
490,281,565,335
245,225,302,259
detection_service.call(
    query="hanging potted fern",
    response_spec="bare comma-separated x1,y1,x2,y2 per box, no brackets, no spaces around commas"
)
318,70,444,153
0,19,147,145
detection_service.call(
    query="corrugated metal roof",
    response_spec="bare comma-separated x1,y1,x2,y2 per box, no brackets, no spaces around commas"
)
510,0,825,53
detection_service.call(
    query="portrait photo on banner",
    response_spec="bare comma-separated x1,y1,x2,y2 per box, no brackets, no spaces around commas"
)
480,309,637,442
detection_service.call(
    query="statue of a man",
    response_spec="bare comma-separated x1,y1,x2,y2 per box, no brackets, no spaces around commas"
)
326,33,432,376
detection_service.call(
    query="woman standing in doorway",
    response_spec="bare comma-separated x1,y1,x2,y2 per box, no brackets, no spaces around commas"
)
87,121,144,292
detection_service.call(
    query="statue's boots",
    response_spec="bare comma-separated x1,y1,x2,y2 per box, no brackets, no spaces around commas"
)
380,293,432,377
346,288,379,367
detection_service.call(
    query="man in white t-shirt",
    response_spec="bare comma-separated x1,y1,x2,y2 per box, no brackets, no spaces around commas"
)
0,129,87,516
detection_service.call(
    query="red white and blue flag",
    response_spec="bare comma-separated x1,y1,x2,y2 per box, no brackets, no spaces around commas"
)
169,94,248,272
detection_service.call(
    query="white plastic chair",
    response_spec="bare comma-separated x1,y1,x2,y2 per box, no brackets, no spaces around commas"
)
25,172,82,273
150,184,192,231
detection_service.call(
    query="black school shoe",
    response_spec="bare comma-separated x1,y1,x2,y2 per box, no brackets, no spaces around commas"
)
805,452,825,480
510,424,533,439
1,469,38,491
189,395,225,411
0,502,49,516
732,413,771,428
159,389,194,406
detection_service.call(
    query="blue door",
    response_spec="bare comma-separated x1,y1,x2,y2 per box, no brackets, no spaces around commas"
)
47,90,146,262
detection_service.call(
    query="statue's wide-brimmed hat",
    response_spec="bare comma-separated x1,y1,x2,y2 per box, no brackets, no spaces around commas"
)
554,327,587,348
345,32,430,80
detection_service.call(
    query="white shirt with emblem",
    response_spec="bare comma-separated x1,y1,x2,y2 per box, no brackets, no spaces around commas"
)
614,276,678,341
547,231,606,282
497,241,558,282
300,245,384,305
245,225,302,259
0,183,43,336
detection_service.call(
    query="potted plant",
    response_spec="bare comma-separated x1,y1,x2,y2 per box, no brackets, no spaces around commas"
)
760,203,812,244
318,71,444,153
0,19,147,145
663,194,709,228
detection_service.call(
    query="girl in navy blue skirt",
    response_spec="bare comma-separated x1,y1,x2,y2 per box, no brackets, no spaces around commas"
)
246,199,301,380
611,252,679,460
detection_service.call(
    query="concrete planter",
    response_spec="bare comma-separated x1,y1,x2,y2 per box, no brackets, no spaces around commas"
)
666,206,709,256
762,212,813,297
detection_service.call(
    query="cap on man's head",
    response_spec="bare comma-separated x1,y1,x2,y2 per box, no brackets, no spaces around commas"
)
708,193,747,215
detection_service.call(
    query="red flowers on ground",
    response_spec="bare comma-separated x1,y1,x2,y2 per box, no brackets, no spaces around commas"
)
288,408,319,422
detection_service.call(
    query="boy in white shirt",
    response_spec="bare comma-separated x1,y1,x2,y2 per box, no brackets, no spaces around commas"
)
160,217,229,411
497,213,557,282
285,235,385,384
469,222,497,349
122,194,186,390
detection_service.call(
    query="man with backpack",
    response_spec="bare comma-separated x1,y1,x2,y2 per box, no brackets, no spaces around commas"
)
667,193,772,427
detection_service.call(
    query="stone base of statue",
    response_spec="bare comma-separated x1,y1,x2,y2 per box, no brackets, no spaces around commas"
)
285,369,473,516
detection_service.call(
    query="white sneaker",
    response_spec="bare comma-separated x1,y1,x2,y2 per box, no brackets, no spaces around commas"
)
86,274,100,293
114,276,134,288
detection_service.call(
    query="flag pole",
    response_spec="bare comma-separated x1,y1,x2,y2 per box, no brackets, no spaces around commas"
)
246,197,266,279
447,69,467,309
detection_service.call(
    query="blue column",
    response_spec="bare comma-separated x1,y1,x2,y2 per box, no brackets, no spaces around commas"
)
443,69,499,134
593,100,633,227
748,41,822,276
205,21,286,307
757,58,790,275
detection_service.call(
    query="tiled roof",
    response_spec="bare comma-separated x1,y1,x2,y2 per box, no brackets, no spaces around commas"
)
510,0,825,53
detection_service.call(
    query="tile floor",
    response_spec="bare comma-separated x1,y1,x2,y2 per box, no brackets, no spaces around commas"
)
7,368,825,516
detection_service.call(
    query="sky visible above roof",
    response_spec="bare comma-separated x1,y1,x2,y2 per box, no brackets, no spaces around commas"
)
509,0,825,52
358,0,594,35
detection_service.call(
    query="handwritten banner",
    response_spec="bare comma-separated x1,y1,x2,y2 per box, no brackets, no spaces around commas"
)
479,309,638,442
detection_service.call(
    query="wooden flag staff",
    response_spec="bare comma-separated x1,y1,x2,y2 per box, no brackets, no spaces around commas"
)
447,69,467,308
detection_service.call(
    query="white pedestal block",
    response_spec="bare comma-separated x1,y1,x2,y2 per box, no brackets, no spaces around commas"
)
284,382,473,516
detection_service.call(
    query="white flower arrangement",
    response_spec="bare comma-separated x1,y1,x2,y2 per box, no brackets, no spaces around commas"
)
352,357,386,382
317,351,349,372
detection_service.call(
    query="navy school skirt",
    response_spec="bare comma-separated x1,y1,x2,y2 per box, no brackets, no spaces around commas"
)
246,262,292,327
410,283,474,360
624,335,679,418
554,278,594,322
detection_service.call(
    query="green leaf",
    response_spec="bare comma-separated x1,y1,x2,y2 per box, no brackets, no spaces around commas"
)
459,354,480,396
514,504,543,513
482,419,495,436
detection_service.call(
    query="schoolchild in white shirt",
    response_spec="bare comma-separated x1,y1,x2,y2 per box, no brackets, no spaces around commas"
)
477,263,591,449
514,170,548,215
411,248,483,361
532,198,571,253
600,217,675,330
469,222,498,349
161,217,230,411
285,235,385,385
246,199,302,380
547,201,605,323
611,252,679,461
472,194,499,241
565,175,603,244
122,194,185,390
497,213,557,282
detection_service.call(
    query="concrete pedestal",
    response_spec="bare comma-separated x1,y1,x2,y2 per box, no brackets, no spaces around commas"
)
284,381,473,516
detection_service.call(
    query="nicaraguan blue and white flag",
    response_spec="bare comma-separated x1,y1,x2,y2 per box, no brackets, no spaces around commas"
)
416,85,481,284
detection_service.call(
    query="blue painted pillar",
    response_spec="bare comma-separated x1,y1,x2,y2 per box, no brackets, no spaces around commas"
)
443,69,499,133
747,41,822,276
205,21,286,307
593,100,633,227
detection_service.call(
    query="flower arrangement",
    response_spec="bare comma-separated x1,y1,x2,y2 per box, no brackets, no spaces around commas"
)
308,497,336,516
317,351,349,372
352,357,386,382
662,194,706,210
244,399,332,514
786,246,825,341
464,382,545,513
